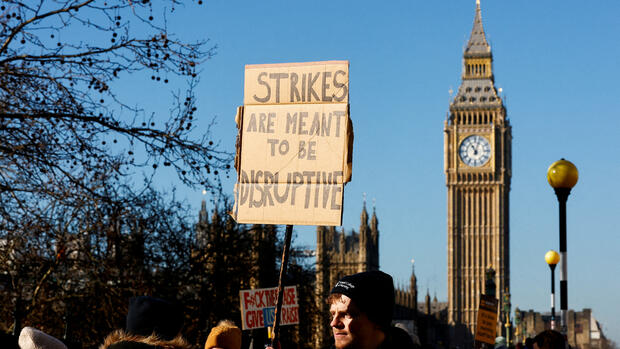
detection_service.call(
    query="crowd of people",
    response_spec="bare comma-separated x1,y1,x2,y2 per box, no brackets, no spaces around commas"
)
2,296,242,349
1,270,568,349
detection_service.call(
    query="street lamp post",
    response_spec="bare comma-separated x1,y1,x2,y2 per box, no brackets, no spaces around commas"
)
547,159,578,334
545,250,560,330
502,289,511,346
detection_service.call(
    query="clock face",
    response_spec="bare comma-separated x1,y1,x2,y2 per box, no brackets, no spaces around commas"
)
459,135,491,167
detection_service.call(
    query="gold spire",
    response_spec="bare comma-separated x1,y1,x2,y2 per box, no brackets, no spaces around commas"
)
465,0,491,58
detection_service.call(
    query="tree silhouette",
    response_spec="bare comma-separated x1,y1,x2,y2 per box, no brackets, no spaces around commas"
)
0,175,196,345
0,0,231,224
0,1,233,345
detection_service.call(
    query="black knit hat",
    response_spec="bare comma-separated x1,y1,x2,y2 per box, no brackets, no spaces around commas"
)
126,296,183,340
330,270,395,329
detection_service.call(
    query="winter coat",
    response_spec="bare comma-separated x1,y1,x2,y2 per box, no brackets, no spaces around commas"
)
99,330,192,349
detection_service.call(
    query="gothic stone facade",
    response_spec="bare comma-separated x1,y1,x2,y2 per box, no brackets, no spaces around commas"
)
516,309,609,349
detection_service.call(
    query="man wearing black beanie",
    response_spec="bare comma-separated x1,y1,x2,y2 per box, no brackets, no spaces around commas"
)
327,270,415,349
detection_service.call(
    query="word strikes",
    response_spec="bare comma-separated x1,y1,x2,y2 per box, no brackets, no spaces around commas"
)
253,70,348,104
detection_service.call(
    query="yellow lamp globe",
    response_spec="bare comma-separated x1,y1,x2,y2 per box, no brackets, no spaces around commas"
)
547,159,579,189
545,250,560,266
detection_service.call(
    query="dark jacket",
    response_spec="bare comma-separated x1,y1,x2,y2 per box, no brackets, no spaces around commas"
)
382,326,417,348
325,326,417,349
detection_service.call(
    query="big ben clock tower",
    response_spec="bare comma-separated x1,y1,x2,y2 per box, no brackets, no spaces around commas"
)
444,0,511,340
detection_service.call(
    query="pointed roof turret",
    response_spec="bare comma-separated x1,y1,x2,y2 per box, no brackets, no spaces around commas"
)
370,201,378,232
425,289,431,315
199,200,208,224
211,205,220,224
360,193,368,226
410,259,417,293
196,200,209,248
464,0,491,58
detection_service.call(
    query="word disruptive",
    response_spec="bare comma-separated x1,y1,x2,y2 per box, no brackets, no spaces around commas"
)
237,170,343,210
240,286,299,330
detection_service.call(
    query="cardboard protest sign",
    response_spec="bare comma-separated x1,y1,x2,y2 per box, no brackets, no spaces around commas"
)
232,61,352,226
239,286,299,330
474,295,499,345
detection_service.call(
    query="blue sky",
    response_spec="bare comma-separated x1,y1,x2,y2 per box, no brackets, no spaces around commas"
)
141,0,620,342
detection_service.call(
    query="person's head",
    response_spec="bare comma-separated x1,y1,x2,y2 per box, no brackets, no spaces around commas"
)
388,326,417,349
533,330,565,349
18,327,67,349
494,336,507,349
126,296,184,340
525,337,534,349
204,320,241,349
0,331,19,349
328,270,394,349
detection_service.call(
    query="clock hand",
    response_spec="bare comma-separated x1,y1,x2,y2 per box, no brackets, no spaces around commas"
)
471,144,478,156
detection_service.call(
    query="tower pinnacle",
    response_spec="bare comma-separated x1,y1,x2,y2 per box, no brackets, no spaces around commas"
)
199,200,208,224
361,194,369,225
451,0,501,108
465,0,491,58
